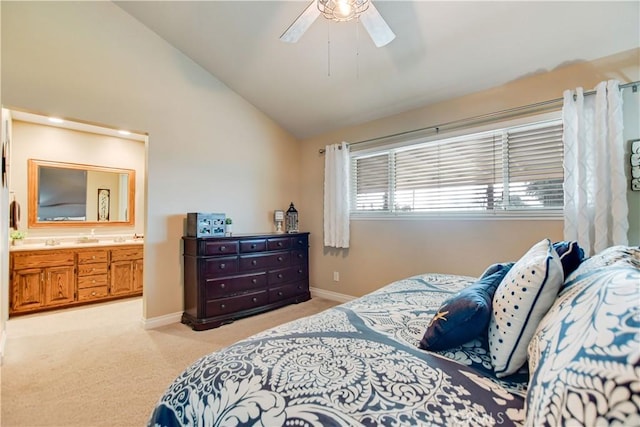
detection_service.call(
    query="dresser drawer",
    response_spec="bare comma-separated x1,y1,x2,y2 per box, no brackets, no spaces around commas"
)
205,291,268,317
78,250,109,264
239,239,267,253
201,256,238,276
269,282,308,302
291,234,308,249
239,252,289,271
290,249,307,265
205,273,267,299
201,241,239,256
77,262,108,276
268,265,308,285
78,286,109,301
78,274,109,289
267,237,291,251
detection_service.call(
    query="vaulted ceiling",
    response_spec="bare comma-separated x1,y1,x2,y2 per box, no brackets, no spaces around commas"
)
116,1,640,139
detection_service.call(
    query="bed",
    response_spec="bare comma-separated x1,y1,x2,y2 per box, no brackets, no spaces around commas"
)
148,242,640,427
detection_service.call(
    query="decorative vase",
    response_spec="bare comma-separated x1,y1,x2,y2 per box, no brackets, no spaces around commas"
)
225,224,233,237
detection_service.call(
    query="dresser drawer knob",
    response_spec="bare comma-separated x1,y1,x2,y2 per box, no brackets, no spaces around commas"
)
219,263,226,269
298,254,303,259
251,244,256,249
220,283,226,289
277,273,283,279
251,260,257,265
221,304,226,309
92,280,96,284
277,242,283,247
92,255,96,259
277,256,283,262
220,246,226,252
298,240,303,245
252,279,257,284
252,297,258,303
91,291,96,296
278,291,283,296
298,269,303,274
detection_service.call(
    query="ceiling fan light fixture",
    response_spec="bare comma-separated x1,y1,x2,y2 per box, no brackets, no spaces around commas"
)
317,0,370,22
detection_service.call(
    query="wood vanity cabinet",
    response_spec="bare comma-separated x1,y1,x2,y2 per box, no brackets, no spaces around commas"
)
9,244,143,316
110,247,144,296
182,232,311,330
11,251,75,313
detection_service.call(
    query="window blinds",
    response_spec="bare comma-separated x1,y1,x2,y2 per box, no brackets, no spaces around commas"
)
351,118,563,214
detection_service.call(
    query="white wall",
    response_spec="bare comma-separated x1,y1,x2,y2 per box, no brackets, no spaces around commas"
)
1,2,301,319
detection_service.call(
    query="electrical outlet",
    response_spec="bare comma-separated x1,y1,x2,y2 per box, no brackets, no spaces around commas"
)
333,271,340,282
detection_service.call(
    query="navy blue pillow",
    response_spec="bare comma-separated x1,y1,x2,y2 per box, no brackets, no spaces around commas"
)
419,264,513,351
552,241,585,279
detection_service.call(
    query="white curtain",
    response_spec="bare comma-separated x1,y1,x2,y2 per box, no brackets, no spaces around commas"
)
562,80,628,256
324,142,350,248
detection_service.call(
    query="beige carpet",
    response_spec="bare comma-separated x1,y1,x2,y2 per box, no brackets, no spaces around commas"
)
0,296,339,427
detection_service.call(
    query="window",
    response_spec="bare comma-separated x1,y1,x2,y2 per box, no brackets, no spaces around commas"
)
350,118,564,217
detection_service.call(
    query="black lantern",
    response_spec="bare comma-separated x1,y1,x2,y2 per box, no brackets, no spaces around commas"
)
286,203,299,233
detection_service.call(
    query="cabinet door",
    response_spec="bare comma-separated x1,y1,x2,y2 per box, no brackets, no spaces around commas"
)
11,268,44,313
133,259,144,292
111,260,134,296
43,266,75,307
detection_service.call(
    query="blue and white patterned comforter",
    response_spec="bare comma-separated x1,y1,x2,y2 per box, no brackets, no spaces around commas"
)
149,274,527,426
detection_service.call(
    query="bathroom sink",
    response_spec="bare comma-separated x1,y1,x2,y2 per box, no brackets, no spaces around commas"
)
76,238,100,244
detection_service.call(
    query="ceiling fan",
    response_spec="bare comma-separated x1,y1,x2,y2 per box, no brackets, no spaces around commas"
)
280,0,395,48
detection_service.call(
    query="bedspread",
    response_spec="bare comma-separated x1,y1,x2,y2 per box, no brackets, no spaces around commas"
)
149,274,527,426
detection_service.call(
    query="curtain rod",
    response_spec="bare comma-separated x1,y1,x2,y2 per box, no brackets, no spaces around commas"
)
319,80,638,154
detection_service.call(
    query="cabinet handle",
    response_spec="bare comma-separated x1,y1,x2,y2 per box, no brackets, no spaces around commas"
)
277,256,283,262
220,246,226,252
252,278,257,284
277,242,283,247
219,263,226,269
220,283,226,289
91,291,97,296
298,240,303,245
252,297,258,303
251,260,257,265
277,273,283,279
220,304,226,309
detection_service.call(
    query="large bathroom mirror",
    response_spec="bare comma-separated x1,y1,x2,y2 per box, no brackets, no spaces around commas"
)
28,159,135,228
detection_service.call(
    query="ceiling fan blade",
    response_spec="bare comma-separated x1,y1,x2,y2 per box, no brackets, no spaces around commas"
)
360,3,395,47
280,2,321,43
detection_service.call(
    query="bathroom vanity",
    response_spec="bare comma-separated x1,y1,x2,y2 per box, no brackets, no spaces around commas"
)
9,241,143,316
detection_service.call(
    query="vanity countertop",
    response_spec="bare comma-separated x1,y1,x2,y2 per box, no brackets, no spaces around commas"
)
10,239,144,252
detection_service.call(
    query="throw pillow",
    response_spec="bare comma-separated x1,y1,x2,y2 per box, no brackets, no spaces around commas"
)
419,264,513,351
526,261,640,425
552,240,585,279
488,238,564,378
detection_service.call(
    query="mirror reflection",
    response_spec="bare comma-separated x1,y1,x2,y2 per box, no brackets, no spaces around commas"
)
28,159,135,227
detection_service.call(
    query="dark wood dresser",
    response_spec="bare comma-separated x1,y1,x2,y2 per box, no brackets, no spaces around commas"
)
182,232,311,330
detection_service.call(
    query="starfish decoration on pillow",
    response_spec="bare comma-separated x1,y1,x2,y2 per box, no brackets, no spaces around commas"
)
429,310,449,326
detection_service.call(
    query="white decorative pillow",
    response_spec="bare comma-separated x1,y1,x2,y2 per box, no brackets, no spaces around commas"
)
488,239,563,378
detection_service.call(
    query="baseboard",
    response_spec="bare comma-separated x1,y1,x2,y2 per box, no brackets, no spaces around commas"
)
141,289,354,329
141,311,183,330
310,286,355,303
